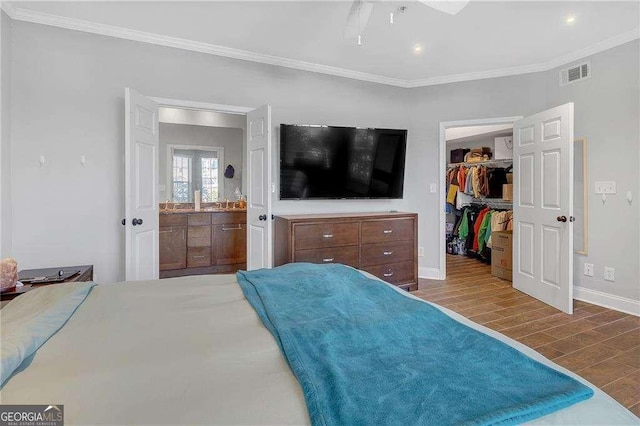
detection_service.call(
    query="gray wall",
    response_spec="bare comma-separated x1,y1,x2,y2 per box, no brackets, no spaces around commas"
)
1,12,11,258
543,41,640,301
6,18,639,305
404,73,549,274
9,21,410,284
159,123,243,201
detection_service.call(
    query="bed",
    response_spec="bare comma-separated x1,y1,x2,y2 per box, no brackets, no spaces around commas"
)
0,265,637,425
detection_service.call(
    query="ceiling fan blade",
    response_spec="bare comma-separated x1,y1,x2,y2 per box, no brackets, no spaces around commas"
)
417,0,470,15
344,0,374,39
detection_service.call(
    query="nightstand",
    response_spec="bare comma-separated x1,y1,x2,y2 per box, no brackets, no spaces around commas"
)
1,265,93,303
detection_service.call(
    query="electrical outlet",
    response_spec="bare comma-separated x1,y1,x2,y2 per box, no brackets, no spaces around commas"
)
595,181,617,194
583,263,594,277
429,183,437,193
418,247,424,257
604,267,615,282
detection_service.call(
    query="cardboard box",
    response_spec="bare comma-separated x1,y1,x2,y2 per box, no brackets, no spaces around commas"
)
491,230,512,281
502,184,513,201
494,136,513,160
506,173,513,184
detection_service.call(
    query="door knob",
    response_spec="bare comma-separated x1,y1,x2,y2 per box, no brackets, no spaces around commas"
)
132,218,143,226
556,215,567,223
258,214,267,221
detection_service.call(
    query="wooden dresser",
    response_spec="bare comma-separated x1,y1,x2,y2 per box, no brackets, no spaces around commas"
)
160,211,246,278
274,212,418,291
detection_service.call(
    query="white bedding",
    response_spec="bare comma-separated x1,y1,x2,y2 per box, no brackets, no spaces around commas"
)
0,273,637,425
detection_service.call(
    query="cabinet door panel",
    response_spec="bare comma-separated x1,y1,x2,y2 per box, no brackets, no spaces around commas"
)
213,224,247,265
159,226,187,270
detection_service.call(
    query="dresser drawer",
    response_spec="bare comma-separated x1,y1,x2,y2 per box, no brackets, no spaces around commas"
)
188,225,212,247
187,247,211,268
188,213,211,226
160,214,188,227
293,222,359,250
294,246,359,268
361,218,414,244
362,261,415,285
361,240,415,267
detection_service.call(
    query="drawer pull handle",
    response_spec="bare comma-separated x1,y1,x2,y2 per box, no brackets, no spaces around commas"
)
383,270,394,277
159,230,172,234
383,251,393,256
222,225,242,231
322,234,333,238
383,230,393,234
322,258,334,262
192,255,206,259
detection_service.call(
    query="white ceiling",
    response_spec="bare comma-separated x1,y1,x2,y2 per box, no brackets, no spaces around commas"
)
5,1,640,87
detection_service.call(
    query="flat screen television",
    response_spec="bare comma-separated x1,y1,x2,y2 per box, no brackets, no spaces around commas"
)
280,124,407,200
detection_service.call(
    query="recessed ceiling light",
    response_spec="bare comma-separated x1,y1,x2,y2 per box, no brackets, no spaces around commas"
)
413,44,423,54
566,15,576,25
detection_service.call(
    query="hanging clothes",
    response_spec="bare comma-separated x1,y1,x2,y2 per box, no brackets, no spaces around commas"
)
477,211,493,252
472,207,490,252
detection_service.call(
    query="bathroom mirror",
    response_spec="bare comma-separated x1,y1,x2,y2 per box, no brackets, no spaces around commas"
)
574,138,588,255
159,122,244,203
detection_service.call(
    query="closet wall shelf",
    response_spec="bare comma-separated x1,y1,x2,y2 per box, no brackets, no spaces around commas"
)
470,198,513,208
448,159,513,168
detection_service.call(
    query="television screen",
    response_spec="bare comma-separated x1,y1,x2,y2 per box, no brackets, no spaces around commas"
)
280,125,407,200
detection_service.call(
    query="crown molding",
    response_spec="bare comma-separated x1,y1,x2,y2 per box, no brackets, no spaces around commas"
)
1,1,17,18
407,27,640,88
3,4,639,89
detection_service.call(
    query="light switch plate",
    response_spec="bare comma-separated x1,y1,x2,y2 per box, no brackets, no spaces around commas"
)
595,181,617,194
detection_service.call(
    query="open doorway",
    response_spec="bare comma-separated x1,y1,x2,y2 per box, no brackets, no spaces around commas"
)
439,117,522,281
124,90,273,282
157,105,247,278
439,104,576,314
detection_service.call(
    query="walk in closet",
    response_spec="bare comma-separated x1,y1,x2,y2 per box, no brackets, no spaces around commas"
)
444,125,514,280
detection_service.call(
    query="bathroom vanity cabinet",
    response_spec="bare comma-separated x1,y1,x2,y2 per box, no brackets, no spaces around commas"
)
159,211,246,278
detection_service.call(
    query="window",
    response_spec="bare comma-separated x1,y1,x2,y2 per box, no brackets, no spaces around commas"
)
168,145,224,203
201,157,219,202
172,155,192,202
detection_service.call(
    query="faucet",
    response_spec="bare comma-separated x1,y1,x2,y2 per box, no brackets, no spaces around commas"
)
163,199,171,210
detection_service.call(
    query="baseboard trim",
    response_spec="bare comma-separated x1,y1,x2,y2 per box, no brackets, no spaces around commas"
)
419,267,443,280
574,287,640,317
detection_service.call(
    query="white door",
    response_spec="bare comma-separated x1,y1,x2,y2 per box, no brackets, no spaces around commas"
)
513,103,574,313
246,104,272,270
125,88,160,281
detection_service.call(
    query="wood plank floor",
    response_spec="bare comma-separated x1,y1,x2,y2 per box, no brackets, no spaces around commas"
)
414,254,640,416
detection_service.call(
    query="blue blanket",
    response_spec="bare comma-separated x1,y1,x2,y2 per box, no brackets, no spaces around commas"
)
237,263,593,426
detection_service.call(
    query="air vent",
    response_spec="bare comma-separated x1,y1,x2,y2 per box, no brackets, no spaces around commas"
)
560,61,591,86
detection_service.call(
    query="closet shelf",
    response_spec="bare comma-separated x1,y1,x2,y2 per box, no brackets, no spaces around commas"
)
470,198,513,208
448,159,513,168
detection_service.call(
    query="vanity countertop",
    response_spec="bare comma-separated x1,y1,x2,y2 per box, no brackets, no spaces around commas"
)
160,208,247,215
